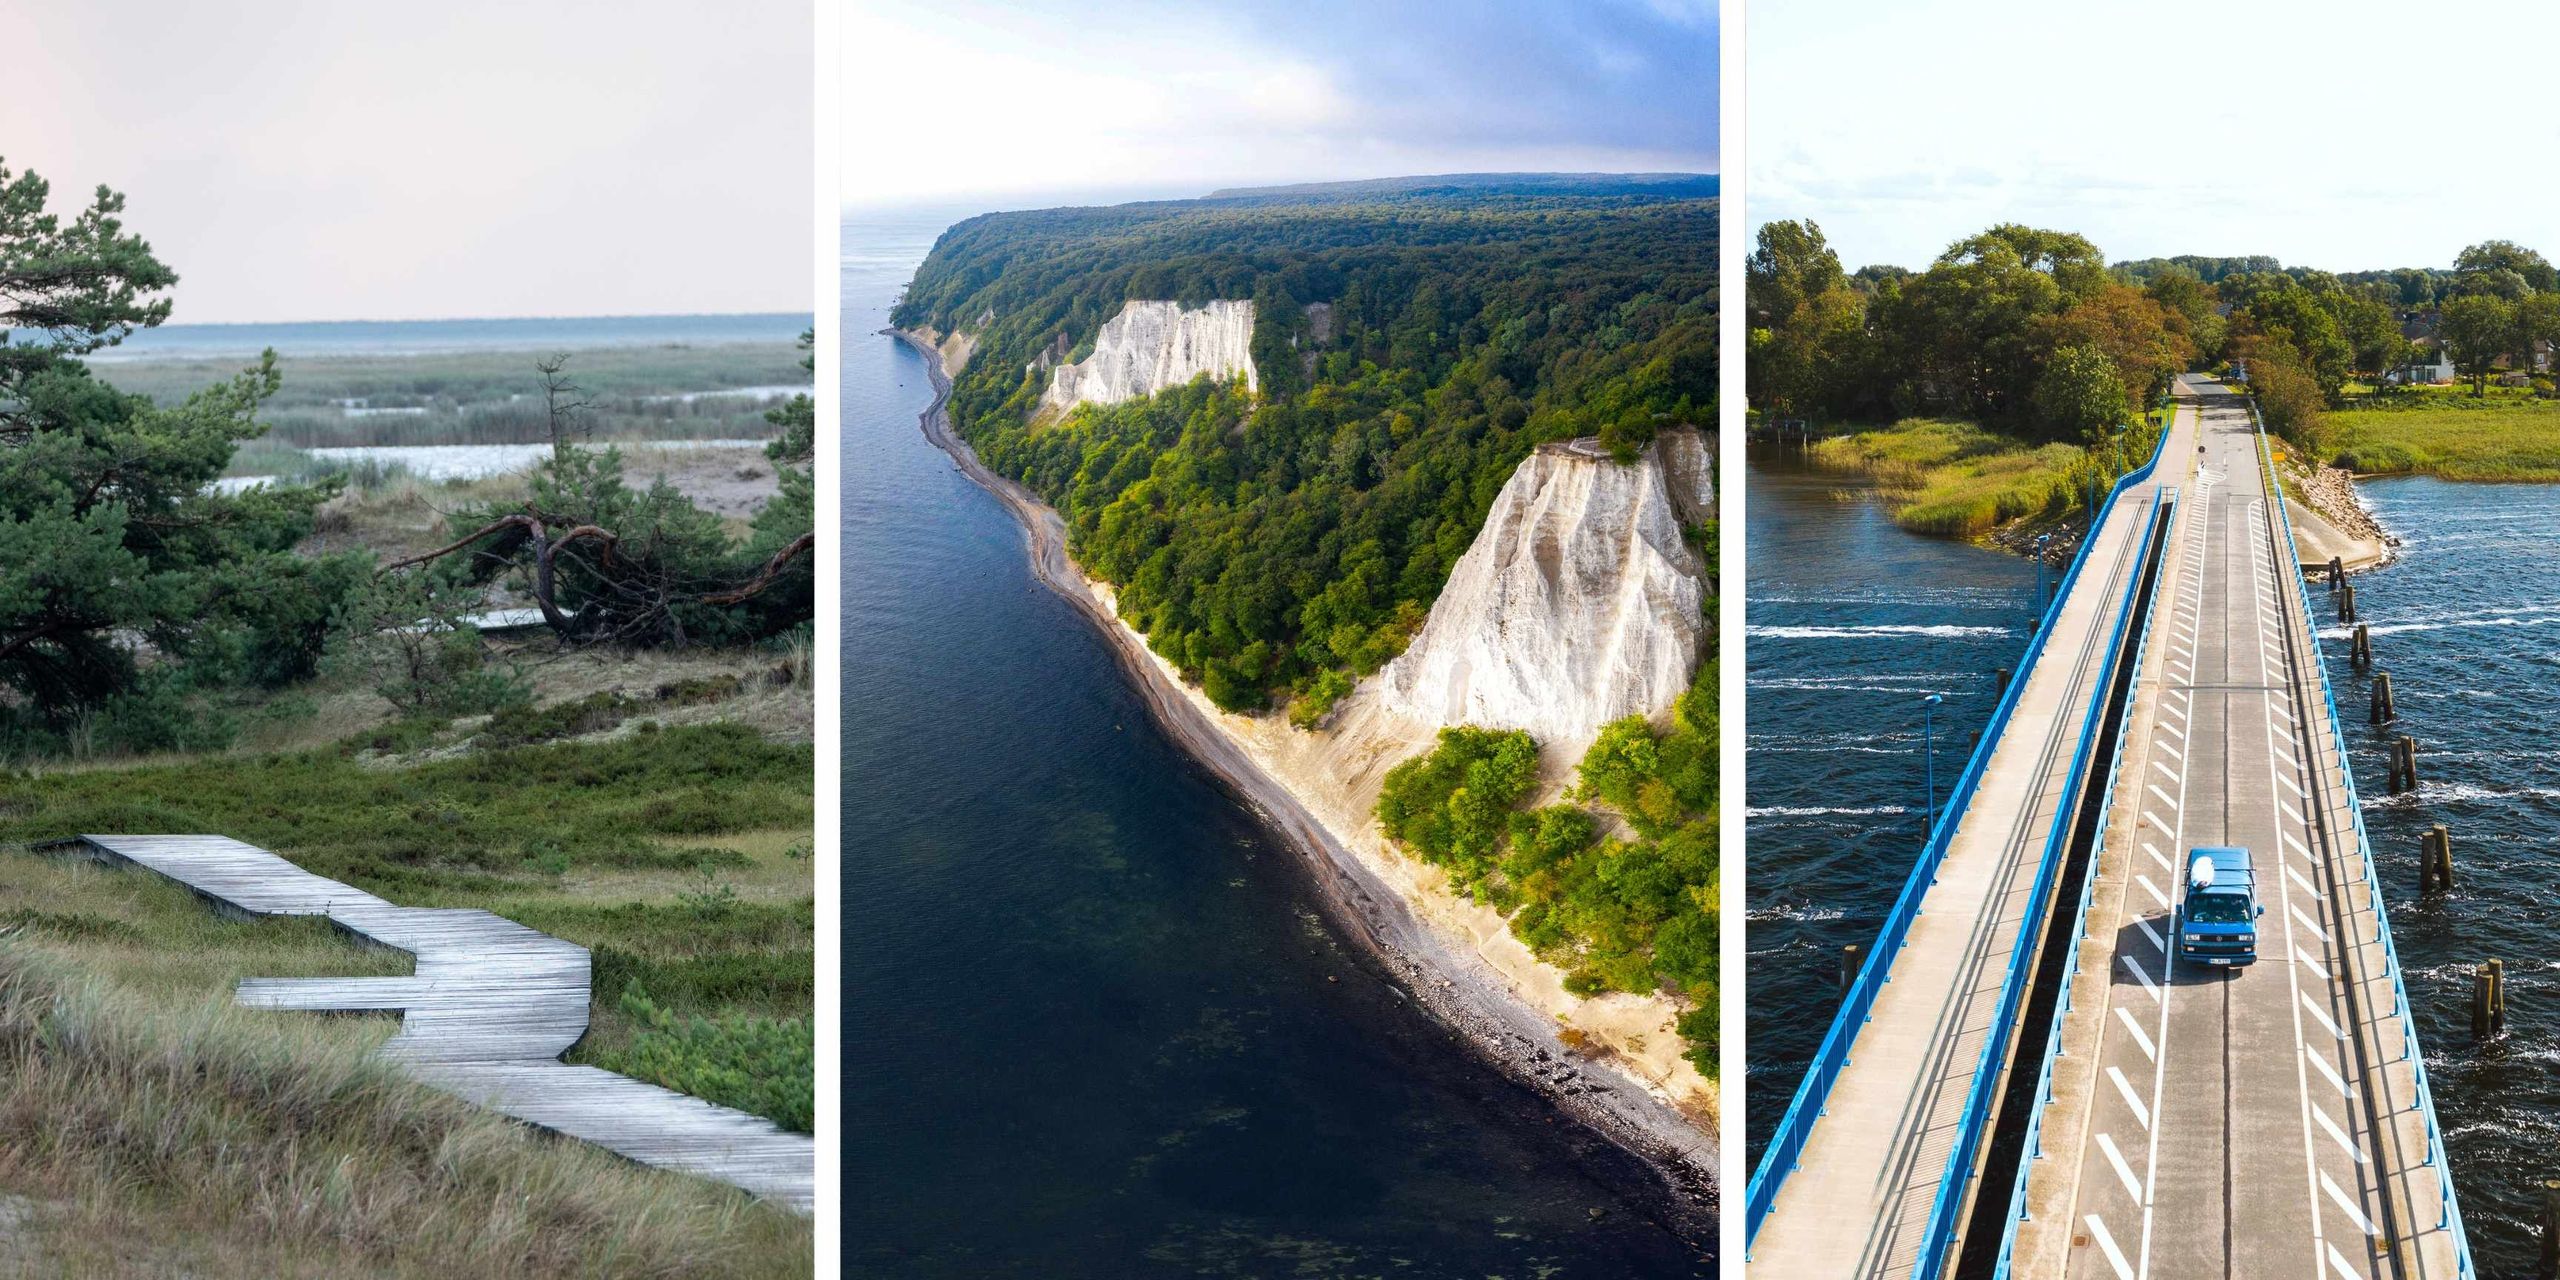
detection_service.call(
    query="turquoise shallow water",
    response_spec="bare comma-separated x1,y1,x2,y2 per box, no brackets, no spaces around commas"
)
841,207,1709,1278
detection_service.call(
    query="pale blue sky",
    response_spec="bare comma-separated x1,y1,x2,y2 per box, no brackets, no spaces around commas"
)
1752,0,2560,273
6,2,810,324
846,0,1718,207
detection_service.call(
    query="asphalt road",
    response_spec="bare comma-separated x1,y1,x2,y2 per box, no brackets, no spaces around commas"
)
2058,385,2411,1280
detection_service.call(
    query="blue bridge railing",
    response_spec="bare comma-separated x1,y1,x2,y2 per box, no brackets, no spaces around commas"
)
2254,410,2474,1275
1745,425,2169,1254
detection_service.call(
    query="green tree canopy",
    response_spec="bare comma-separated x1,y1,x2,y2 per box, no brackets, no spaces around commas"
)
1,160,350,756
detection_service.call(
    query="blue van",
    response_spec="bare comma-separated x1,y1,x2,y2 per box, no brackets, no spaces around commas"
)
2176,846,2262,966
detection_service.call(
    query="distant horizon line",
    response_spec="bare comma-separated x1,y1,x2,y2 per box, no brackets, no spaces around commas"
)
142,309,815,331
842,168,1722,214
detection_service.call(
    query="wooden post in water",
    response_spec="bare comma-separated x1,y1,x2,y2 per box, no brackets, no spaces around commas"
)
2328,556,2344,592
2371,672,2396,725
1840,943,1864,995
2474,959,2508,1040
2385,735,2420,793
2421,825,2455,894
2350,623,2371,671
2339,584,2358,623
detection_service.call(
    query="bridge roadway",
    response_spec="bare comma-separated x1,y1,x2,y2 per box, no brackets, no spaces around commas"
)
2008,379,2462,1280
1748,411,2172,1276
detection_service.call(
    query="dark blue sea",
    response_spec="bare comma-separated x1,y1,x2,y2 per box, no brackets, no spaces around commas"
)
841,206,1709,1278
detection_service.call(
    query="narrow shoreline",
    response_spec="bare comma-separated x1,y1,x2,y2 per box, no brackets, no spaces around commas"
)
888,328,1718,1240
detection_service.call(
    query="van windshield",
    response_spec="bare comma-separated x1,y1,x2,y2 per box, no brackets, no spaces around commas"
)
2188,892,2252,924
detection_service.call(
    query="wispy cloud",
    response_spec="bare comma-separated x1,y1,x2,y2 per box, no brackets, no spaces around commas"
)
846,0,1715,207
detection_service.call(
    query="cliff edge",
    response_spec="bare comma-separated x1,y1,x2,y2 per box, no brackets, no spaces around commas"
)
1041,299,1257,412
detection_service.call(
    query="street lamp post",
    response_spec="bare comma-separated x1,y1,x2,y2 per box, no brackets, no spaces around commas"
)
2032,533,2054,620
1922,692,1947,829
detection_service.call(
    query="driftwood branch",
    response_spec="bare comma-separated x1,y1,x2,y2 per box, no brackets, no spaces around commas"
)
701,534,814,606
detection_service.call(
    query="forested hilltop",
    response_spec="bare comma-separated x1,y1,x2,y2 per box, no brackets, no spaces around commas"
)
893,181,1716,718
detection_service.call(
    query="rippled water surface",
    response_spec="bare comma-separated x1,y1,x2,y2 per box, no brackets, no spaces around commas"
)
2322,478,2560,1272
842,207,1708,1278
1742,453,2038,1157
1746,458,2560,1269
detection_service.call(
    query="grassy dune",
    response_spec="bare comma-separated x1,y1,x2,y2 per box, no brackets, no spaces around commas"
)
0,946,810,1278
2328,396,2560,481
1806,418,2117,537
0,677,816,1269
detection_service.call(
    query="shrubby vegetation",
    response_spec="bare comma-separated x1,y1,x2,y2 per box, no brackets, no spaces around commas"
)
896,186,1716,713
1744,220,2560,501
1375,657,1719,1075
0,158,814,761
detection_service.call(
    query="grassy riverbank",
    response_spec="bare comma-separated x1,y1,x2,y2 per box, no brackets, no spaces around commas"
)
1804,418,2149,537
2327,393,2560,480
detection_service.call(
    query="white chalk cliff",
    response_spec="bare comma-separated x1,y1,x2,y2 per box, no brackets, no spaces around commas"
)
1041,299,1257,412
1372,429,1710,754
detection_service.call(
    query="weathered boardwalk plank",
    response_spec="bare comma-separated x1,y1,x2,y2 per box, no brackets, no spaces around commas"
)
76,834,813,1212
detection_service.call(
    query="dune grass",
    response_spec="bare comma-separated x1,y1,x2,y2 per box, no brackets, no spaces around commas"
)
0,715,814,1133
0,944,810,1277
1805,418,2109,537
2326,397,2560,481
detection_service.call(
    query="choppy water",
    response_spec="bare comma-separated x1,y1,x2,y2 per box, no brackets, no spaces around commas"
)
2322,478,2560,1272
842,206,1708,1277
1745,459,2560,1269
1741,454,2046,1158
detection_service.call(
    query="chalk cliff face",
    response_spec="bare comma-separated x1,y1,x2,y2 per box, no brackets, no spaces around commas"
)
1372,428,1710,754
1041,299,1257,412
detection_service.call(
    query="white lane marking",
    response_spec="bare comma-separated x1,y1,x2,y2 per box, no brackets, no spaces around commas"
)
2306,1048,2353,1099
2146,811,2177,839
2282,831,2312,859
2274,746,2299,770
2137,874,2168,909
2116,1006,2157,1060
2122,954,2160,1000
2312,1104,2366,1163
2275,772,2304,798
2149,783,2180,811
2087,1214,2136,1280
2287,865,2324,900
2325,1243,2363,1280
2161,701,2188,723
2134,914,2163,948
2321,1170,2380,1236
2303,992,2344,1041
2298,950,2331,983
2108,1066,2152,1127
2153,759,2180,783
2143,842,2173,871
2158,720,2185,741
2157,740,2184,762
2281,801,2306,826
2292,904,2330,943
2097,1132,2145,1201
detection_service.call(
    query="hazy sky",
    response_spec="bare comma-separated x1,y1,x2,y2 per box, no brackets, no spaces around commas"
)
4,2,811,325
844,0,1717,208
1753,0,2560,274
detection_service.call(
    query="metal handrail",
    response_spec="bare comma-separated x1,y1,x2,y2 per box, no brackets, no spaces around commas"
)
1744,425,2170,1250
1914,490,2166,1280
1987,487,2177,1277
2254,407,2475,1275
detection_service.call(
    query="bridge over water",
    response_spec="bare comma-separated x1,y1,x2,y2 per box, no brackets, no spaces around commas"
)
1748,379,2469,1279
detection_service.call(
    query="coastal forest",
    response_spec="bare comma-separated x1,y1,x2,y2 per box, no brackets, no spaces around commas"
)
896,179,1721,1081
893,182,1716,719
1750,220,2560,514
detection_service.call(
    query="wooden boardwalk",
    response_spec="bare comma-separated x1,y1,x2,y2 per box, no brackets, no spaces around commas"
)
76,835,813,1212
